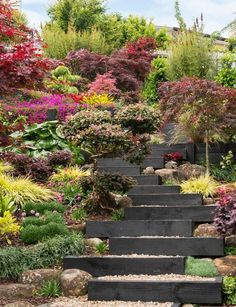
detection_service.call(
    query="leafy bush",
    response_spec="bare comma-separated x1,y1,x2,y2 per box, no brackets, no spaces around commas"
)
0,174,53,208
214,188,236,237
0,233,85,280
22,211,65,228
83,93,115,108
180,175,218,199
24,201,65,214
215,52,236,88
0,195,15,217
0,211,21,245
225,246,236,255
164,152,183,163
47,150,73,168
185,257,218,277
115,104,160,135
211,151,236,182
20,222,69,245
38,280,61,297
88,72,121,97
112,209,124,221
55,182,83,206
61,109,112,140
223,276,236,305
50,166,90,183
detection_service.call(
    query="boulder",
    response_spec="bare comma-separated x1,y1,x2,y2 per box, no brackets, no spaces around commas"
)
4,302,34,307
155,168,186,182
111,193,132,208
60,269,92,296
143,167,155,175
225,235,236,247
85,238,103,248
178,162,206,179
214,256,236,276
20,269,61,286
203,197,216,205
193,224,218,238
165,161,178,169
0,284,35,299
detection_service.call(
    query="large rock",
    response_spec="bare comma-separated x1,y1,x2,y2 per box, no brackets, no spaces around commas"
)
165,161,178,169
111,193,133,208
0,284,35,298
193,224,218,238
20,269,61,286
225,235,236,247
85,238,103,248
203,197,216,205
178,163,206,179
143,167,155,175
60,269,92,296
155,168,186,183
214,256,236,276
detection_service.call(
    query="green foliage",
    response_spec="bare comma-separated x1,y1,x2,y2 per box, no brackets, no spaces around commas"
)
95,242,108,254
215,52,236,88
0,211,21,245
111,209,124,221
24,201,65,214
37,280,61,297
71,207,88,221
0,233,85,280
20,222,69,245
223,276,236,305
115,103,160,134
22,211,64,228
167,29,216,80
180,175,218,198
0,195,15,217
45,65,81,94
43,25,110,59
185,257,218,277
50,166,90,183
142,57,168,105
225,246,236,255
211,151,236,182
55,183,83,206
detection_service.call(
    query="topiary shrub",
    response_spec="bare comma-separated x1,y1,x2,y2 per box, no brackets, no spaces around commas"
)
185,256,218,277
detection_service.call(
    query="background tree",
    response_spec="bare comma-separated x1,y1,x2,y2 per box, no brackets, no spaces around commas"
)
223,13,236,37
159,77,236,174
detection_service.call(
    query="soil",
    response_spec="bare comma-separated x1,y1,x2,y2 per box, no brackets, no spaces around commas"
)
0,297,52,307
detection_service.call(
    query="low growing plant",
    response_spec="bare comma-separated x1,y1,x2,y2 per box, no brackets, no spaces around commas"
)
180,175,218,199
0,195,15,217
0,211,21,245
50,166,90,183
223,276,236,305
71,207,88,221
111,209,125,221
95,242,108,254
37,280,61,297
185,256,218,277
23,201,65,215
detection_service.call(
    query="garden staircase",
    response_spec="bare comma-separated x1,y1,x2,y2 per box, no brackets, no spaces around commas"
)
64,144,224,305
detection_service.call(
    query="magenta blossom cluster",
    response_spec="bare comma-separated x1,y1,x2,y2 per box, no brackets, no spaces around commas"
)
4,94,84,124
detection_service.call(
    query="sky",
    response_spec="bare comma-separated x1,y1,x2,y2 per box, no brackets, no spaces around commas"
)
21,0,235,36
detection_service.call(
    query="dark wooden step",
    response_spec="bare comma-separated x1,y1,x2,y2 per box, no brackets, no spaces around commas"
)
97,158,134,167
97,166,140,176
129,193,202,206
63,256,186,276
86,220,193,238
131,175,161,185
88,277,222,304
141,157,164,168
128,185,180,194
110,237,224,256
125,205,216,222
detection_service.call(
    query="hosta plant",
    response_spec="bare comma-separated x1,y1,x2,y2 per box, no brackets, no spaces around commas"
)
180,175,218,199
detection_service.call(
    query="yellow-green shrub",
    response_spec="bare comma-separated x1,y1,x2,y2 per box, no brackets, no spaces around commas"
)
83,93,114,107
180,175,218,198
0,211,21,244
50,166,90,183
0,174,53,208
0,162,14,174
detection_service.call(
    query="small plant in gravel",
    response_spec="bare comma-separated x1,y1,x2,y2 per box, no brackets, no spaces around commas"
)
71,207,88,221
185,257,218,277
223,276,236,305
95,242,109,254
37,280,61,298
112,209,125,221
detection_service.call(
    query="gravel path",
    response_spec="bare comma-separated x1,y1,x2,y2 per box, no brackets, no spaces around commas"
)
46,296,174,307
98,274,216,281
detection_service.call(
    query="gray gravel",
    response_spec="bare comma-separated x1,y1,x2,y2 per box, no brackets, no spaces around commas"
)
98,274,216,281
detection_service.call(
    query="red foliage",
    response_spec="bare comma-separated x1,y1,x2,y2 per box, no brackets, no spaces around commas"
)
0,2,54,92
88,72,121,97
164,152,183,162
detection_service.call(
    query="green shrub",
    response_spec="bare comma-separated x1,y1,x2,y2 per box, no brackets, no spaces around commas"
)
225,246,236,255
215,52,236,88
20,222,69,244
37,280,61,297
71,207,88,221
185,257,218,277
0,233,85,280
223,276,236,305
95,242,108,254
22,212,64,228
111,209,124,221
24,202,65,214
